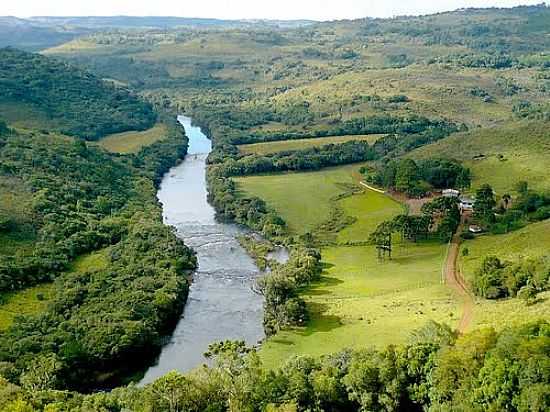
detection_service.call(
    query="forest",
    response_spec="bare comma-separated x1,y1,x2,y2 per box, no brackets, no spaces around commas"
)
2,320,548,411
0,48,156,139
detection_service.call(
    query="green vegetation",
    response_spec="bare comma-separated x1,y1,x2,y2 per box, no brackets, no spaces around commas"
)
239,134,384,155
236,164,458,363
410,121,550,192
235,164,368,235
364,158,471,197
0,283,54,330
4,321,549,411
97,123,168,153
472,254,549,300
0,119,197,390
0,48,197,391
1,3,549,408
0,47,156,140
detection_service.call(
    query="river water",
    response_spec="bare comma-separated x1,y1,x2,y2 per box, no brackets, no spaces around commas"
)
140,115,264,384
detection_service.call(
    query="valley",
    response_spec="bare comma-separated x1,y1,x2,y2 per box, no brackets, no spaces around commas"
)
0,3,549,411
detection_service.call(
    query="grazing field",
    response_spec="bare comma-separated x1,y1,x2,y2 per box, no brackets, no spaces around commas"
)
235,163,370,235
410,121,550,193
260,239,455,367
237,164,457,366
0,248,109,330
337,191,404,244
97,123,168,153
458,220,550,331
238,134,385,155
459,219,550,283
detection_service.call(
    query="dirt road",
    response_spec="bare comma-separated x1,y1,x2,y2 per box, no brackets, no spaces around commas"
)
444,226,474,333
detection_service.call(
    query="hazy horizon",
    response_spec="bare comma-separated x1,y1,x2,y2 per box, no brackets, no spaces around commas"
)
2,0,547,21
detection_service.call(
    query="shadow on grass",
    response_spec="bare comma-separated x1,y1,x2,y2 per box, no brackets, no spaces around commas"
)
298,301,343,336
321,262,335,270
301,276,344,296
269,338,295,346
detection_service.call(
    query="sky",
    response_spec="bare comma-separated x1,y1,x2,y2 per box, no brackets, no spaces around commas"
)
2,0,547,21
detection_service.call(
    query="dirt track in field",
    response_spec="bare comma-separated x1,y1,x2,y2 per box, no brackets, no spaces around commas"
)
444,225,474,333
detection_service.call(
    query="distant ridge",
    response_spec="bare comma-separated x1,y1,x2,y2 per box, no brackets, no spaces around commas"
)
26,15,316,29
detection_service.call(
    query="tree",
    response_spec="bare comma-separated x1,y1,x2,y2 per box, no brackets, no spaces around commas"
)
395,159,420,194
474,184,496,223
19,353,62,392
456,168,471,190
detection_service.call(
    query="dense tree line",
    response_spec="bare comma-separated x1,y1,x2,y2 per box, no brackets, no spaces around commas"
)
364,158,471,197
1,320,548,411
218,141,377,177
472,255,549,300
370,196,461,251
230,115,458,146
259,247,323,335
472,182,550,234
0,48,156,140
0,117,198,390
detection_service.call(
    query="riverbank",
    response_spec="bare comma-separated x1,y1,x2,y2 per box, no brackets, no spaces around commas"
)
139,116,265,384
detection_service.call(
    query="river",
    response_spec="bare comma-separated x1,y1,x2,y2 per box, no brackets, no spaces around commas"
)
140,115,265,384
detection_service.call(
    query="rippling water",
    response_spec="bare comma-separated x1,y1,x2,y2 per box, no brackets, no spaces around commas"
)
139,116,264,384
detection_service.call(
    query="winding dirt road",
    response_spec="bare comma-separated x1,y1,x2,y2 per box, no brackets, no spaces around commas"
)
444,225,474,333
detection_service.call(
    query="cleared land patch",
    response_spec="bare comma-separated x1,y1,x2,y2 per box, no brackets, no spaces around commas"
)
236,164,458,366
235,163,370,235
410,120,550,193
260,241,455,368
458,220,550,331
238,134,384,155
98,123,168,154
0,248,109,330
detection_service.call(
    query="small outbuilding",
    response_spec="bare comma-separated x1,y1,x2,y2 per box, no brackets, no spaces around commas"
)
460,196,475,212
443,189,460,198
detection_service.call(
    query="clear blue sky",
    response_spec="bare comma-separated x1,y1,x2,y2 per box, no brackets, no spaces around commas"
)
2,0,547,20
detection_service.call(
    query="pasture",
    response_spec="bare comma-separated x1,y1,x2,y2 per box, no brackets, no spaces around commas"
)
235,163,370,235
458,220,550,332
236,164,457,366
260,240,455,367
410,120,550,193
97,123,168,154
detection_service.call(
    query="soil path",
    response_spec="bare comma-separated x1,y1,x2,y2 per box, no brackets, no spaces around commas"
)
444,224,474,333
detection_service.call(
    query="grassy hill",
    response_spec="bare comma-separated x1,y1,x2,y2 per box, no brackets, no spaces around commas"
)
0,48,156,140
409,120,550,192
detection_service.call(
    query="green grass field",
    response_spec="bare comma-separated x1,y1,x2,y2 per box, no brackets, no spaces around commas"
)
238,134,384,155
0,248,109,330
459,219,550,283
0,283,54,330
97,123,168,154
260,239,454,367
236,164,457,366
235,163,369,235
458,220,550,331
410,120,550,193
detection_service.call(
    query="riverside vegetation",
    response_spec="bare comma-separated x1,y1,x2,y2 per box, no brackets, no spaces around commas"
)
1,4,550,411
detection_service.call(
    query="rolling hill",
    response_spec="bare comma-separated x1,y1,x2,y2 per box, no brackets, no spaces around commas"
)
0,47,156,139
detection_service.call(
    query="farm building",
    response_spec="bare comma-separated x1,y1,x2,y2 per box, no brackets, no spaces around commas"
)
442,189,460,198
460,196,475,212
